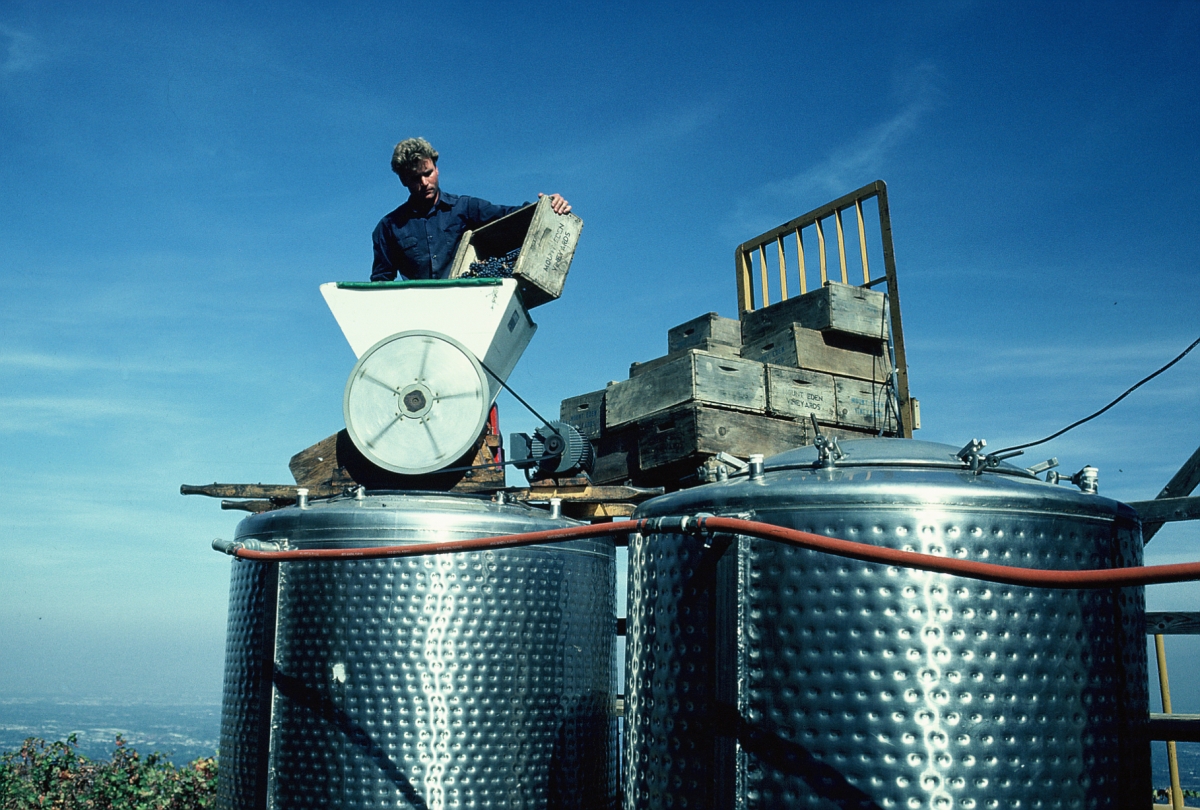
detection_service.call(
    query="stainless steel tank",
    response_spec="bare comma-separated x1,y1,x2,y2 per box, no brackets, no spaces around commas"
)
624,439,1147,809
217,491,617,810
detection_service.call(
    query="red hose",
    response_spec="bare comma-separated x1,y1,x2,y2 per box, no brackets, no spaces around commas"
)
229,515,1200,590
233,522,612,562
699,516,1198,589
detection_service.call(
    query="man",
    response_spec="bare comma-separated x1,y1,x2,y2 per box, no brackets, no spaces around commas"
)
371,138,571,281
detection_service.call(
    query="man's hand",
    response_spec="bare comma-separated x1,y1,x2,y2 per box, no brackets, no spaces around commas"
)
538,193,572,215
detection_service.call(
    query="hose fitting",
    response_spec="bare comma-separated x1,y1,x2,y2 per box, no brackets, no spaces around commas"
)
212,537,283,556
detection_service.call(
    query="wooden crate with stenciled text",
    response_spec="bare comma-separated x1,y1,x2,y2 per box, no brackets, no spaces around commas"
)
741,281,890,344
765,365,838,423
628,343,741,378
741,324,892,383
559,387,607,440
605,350,766,429
834,377,899,433
635,404,809,472
449,195,583,308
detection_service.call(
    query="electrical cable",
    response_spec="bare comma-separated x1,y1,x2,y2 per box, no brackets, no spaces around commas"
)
879,293,901,437
427,450,560,477
220,513,1200,590
992,334,1200,457
476,357,558,433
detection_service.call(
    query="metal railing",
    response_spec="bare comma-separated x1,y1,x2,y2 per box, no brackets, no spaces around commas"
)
1144,453,1200,809
1149,612,1200,809
733,179,914,437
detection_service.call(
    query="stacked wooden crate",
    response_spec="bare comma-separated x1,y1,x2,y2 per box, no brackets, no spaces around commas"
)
741,282,897,435
561,281,901,487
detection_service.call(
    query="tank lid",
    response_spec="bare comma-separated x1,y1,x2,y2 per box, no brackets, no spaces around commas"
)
762,437,1036,477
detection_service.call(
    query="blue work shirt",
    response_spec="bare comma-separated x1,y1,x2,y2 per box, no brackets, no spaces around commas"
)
371,192,524,281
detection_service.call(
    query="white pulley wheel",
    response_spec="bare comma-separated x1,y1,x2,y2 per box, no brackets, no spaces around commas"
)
343,330,490,475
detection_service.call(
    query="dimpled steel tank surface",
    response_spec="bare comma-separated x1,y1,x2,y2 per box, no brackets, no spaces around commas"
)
624,439,1148,809
217,492,617,810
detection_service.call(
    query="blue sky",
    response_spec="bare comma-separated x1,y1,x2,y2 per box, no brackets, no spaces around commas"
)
1,1,1198,709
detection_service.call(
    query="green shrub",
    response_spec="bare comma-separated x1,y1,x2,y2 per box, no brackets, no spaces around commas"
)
1153,787,1200,803
0,734,216,810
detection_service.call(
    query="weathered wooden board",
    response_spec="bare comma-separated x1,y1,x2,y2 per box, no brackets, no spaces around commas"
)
559,388,606,439
606,350,766,428
834,378,899,433
221,500,278,513
637,404,810,471
288,429,505,493
182,483,339,499
566,502,638,519
629,343,741,377
455,434,508,492
765,366,838,422
289,433,350,489
741,281,889,344
742,324,892,382
667,312,742,353
449,196,583,308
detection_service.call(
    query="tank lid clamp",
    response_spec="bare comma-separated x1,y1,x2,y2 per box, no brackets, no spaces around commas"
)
1048,465,1100,494
810,415,845,467
986,449,1025,468
1026,457,1059,477
956,438,988,471
956,439,1023,474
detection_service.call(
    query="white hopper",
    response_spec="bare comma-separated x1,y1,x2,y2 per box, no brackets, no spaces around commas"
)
320,279,537,475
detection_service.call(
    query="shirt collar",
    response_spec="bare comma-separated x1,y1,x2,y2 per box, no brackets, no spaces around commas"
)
405,190,457,217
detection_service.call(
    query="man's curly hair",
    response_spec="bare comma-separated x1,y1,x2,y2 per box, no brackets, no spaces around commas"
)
391,138,439,180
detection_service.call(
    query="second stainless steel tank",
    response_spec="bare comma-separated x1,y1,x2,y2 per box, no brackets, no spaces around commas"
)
218,491,617,810
624,439,1147,809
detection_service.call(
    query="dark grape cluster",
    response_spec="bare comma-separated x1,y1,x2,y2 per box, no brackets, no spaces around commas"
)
465,248,521,278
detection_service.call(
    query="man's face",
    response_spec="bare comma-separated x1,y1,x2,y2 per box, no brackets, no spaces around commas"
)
401,159,439,204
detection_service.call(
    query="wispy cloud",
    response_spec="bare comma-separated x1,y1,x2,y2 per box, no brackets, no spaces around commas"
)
0,351,223,376
0,395,186,434
727,63,942,237
502,102,722,186
912,336,1200,384
0,25,48,77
